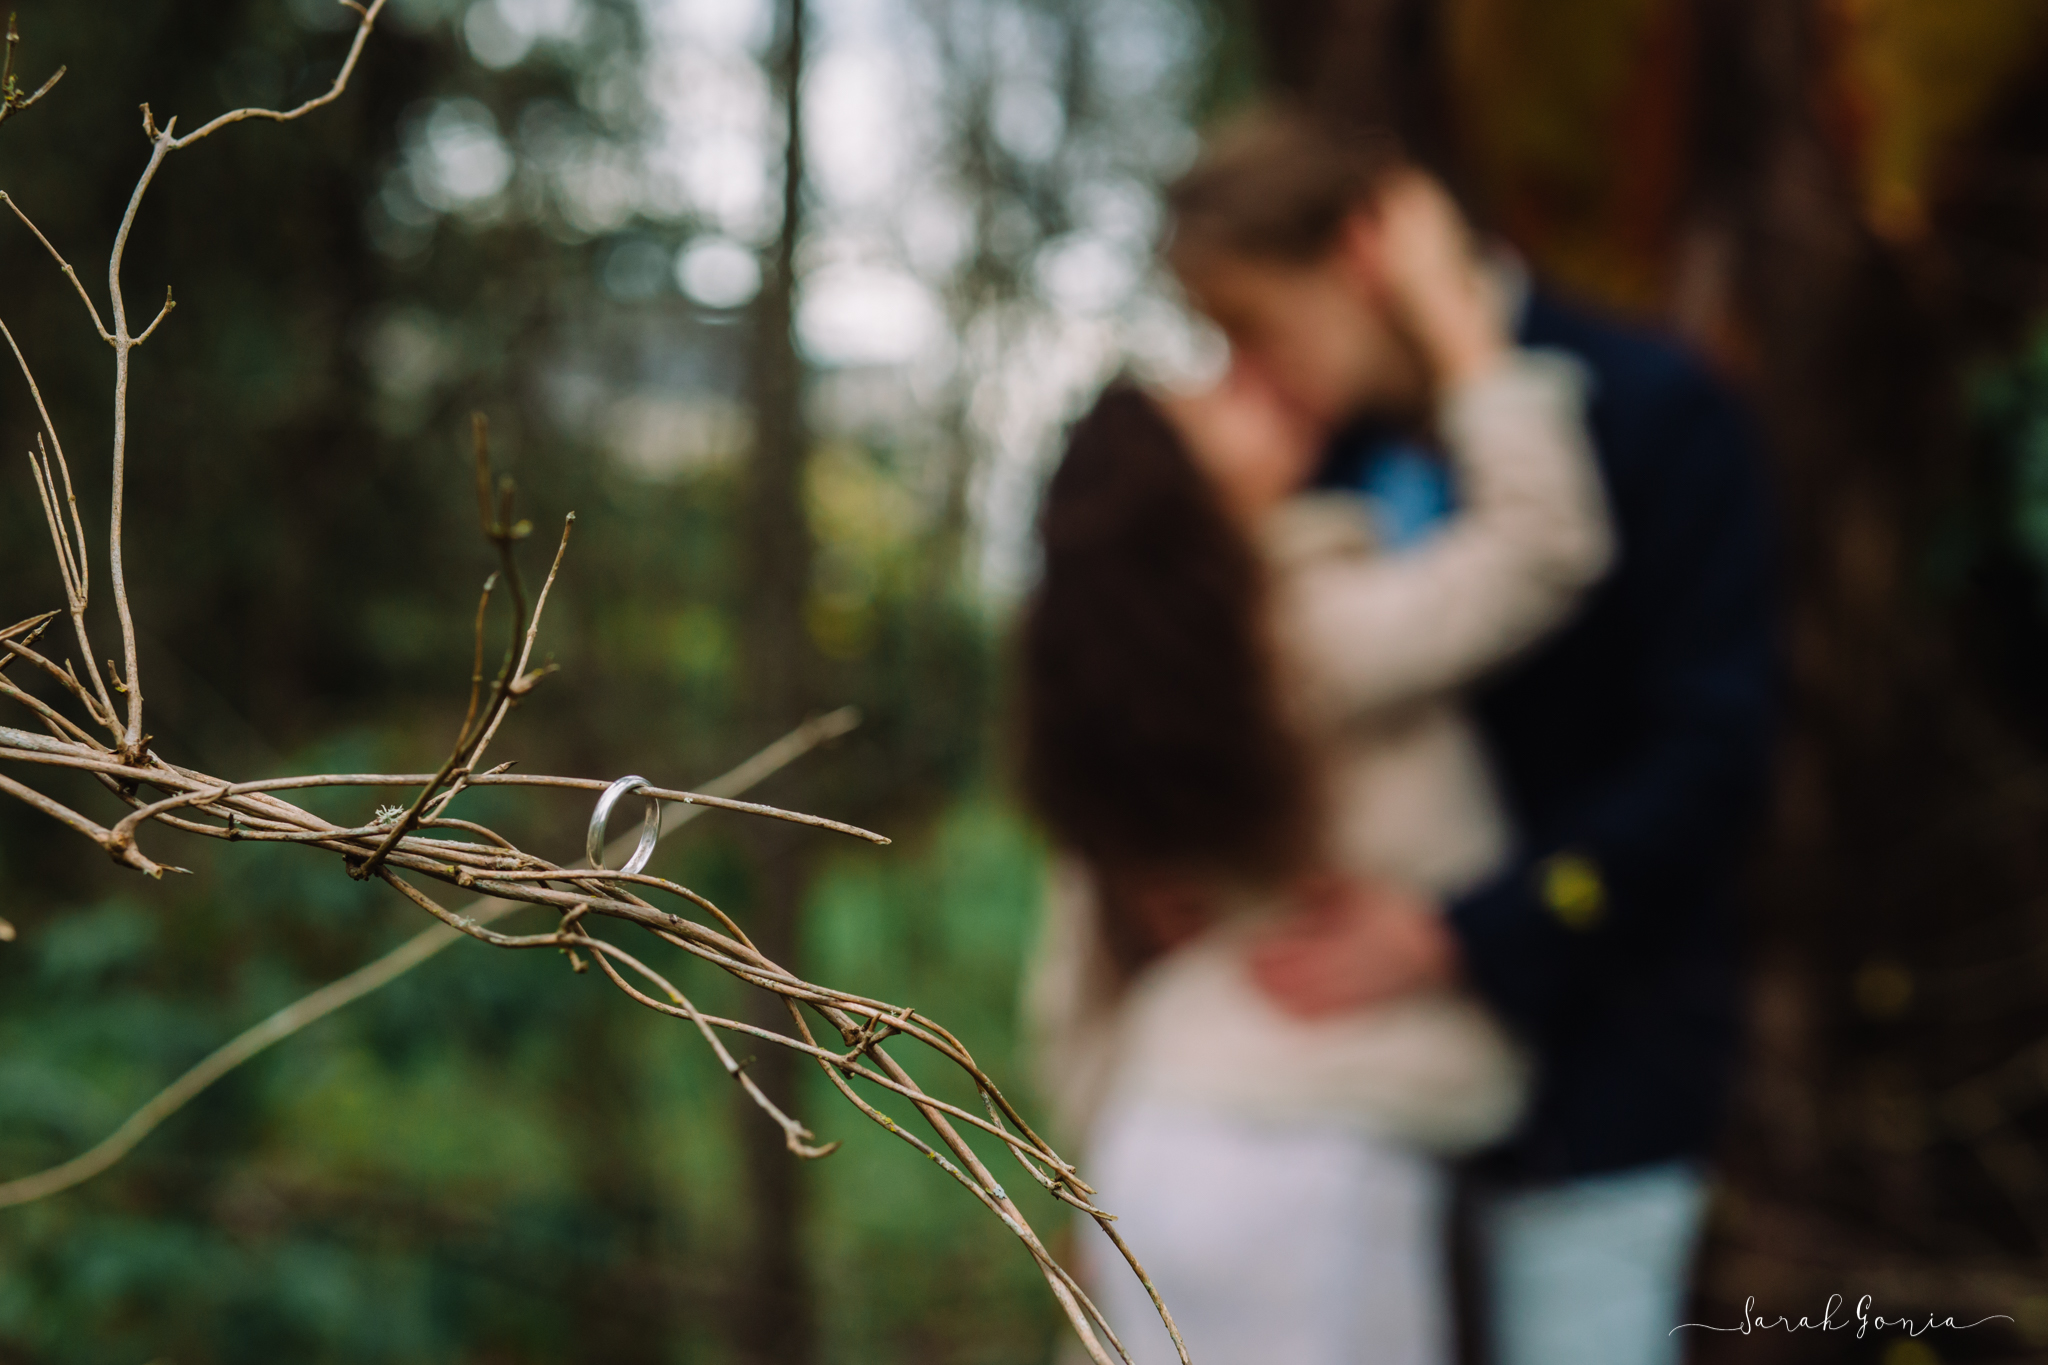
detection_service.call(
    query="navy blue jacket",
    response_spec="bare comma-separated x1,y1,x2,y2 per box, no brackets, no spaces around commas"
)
1322,291,1777,1181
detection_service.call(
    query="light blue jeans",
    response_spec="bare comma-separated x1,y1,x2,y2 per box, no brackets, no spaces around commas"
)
1474,1159,1710,1365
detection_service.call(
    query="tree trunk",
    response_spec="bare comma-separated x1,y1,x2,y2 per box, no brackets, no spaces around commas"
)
736,1,820,1362
1685,5,2048,1347
1250,0,2048,1350
563,1004,683,1364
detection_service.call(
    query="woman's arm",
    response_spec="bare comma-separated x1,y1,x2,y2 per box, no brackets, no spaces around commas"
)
1277,348,1615,722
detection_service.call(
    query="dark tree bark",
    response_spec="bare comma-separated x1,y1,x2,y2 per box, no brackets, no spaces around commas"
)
736,1,820,1362
563,1005,684,1365
1249,1,2048,1354
1684,8,2048,1351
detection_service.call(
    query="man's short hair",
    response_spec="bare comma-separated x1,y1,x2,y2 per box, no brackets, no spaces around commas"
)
1164,105,1403,270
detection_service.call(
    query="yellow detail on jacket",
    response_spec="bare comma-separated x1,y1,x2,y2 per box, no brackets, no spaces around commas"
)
1538,851,1606,931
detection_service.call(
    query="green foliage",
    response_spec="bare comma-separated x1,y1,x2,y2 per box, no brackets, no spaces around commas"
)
788,800,1060,1363
1972,326,2048,591
1,782,1058,1361
1925,322,2048,723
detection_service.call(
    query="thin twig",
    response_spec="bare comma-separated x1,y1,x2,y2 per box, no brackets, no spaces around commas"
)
165,0,389,149
0,612,59,643
0,741,889,845
1,635,114,734
0,674,106,751
102,124,177,755
354,455,564,880
582,936,841,1159
0,770,166,877
90,0,389,756
0,15,66,133
0,195,112,339
0,314,118,723
132,287,175,346
461,511,574,775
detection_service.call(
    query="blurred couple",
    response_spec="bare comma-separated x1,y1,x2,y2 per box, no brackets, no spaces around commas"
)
1017,110,1774,1365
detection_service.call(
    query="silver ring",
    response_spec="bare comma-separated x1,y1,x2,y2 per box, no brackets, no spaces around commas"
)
587,775,661,877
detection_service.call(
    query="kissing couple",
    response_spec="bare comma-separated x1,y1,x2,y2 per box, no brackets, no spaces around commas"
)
1017,108,1774,1365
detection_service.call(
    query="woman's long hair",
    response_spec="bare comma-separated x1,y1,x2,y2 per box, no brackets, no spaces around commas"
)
1017,383,1315,965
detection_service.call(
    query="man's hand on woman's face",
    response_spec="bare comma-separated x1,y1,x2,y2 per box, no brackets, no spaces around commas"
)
1247,873,1459,1018
1348,172,1508,392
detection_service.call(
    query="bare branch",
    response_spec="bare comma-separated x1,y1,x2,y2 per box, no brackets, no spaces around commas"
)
0,769,168,877
15,63,64,113
779,1001,1134,1365
0,314,118,722
0,15,66,133
29,442,82,606
582,935,841,1159
0,195,112,340
0,712,859,1207
102,126,177,756
0,612,58,647
456,573,497,745
0,673,107,751
0,699,1147,1359
0,739,887,845
462,512,575,774
73,0,390,757
166,0,389,149
0,635,115,734
132,287,175,346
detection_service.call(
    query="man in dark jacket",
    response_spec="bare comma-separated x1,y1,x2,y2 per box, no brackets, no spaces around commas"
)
1165,109,1774,1365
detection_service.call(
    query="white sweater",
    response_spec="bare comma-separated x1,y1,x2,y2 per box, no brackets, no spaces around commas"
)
1024,351,1613,1153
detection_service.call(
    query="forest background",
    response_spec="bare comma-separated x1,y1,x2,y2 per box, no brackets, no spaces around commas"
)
7,1,2048,1363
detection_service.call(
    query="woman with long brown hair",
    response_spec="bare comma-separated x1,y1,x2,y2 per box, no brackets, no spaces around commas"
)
1017,174,1614,1364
